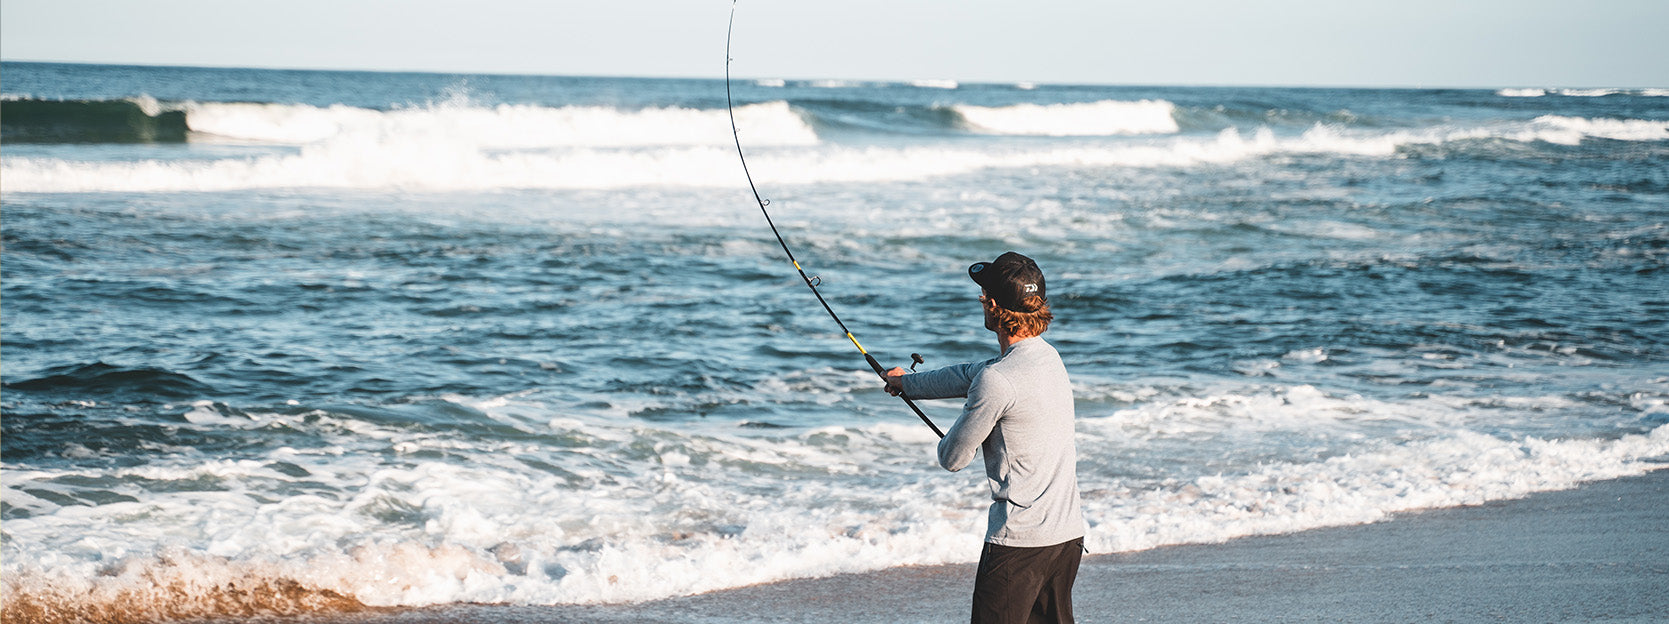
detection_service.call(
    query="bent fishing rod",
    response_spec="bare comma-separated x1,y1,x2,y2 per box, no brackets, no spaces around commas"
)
724,1,944,439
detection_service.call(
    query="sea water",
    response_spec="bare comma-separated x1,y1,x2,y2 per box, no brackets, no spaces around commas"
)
2,61,1667,620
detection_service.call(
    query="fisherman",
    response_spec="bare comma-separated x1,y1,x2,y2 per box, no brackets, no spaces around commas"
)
884,251,1086,624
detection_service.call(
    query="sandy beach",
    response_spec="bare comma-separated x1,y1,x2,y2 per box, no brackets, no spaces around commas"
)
247,469,1667,624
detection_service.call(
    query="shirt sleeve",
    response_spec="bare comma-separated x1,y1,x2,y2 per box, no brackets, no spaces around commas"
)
900,359,990,400
936,367,1013,472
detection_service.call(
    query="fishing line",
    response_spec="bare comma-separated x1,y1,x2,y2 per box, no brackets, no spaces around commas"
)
724,1,944,438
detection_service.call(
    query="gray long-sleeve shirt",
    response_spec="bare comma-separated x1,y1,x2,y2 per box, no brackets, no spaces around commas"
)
902,336,1086,547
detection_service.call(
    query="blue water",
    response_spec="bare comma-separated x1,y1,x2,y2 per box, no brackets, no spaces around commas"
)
3,61,1667,620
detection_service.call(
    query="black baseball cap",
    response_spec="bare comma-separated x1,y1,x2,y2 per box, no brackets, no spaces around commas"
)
969,251,1046,312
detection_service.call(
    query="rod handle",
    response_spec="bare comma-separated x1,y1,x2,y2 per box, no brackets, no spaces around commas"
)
865,353,945,438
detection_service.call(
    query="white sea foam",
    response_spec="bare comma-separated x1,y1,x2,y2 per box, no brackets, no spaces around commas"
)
181,100,816,148
5,116,1664,193
0,145,744,192
1085,425,1669,553
1496,87,1668,98
0,409,971,614
129,94,165,117
1282,348,1329,363
1557,88,1629,97
3,381,1665,618
955,100,1180,136
1527,115,1669,143
910,79,959,90
1080,384,1426,438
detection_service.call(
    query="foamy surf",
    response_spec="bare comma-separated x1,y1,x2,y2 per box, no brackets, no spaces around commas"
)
6,116,1662,193
954,100,1180,136
1498,87,1669,97
184,99,819,148
5,368,1667,622
1527,114,1669,142
909,79,960,90
6,419,1664,620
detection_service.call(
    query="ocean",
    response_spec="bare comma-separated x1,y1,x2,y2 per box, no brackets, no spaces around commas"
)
2,60,1666,622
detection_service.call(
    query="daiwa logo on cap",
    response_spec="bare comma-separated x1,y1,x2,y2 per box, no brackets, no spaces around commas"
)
968,251,1047,312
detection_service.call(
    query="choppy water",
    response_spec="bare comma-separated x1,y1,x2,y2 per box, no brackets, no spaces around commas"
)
3,60,1667,621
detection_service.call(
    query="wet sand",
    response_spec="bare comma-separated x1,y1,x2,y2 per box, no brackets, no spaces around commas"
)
264,469,1668,623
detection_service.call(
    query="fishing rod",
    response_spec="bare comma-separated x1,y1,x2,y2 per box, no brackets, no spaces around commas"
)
724,1,944,439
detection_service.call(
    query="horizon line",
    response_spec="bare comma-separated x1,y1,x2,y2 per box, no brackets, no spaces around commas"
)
4,58,1660,93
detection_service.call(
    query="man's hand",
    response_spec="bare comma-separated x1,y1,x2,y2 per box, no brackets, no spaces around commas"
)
883,367,908,396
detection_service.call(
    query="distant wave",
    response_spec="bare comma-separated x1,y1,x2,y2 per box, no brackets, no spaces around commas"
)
1528,115,1669,142
1,96,188,143
1497,87,1669,97
953,100,1180,136
184,99,817,148
909,79,959,90
6,116,1663,193
1,97,818,148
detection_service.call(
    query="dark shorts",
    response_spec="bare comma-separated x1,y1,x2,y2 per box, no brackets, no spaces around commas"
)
971,537,1084,624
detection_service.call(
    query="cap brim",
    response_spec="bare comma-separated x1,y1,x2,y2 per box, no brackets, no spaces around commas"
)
968,262,995,288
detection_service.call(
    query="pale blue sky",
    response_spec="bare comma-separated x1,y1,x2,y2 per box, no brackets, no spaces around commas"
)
2,0,1664,88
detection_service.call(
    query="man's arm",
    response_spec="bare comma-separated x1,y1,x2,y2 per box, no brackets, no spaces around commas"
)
884,360,988,400
936,368,1011,471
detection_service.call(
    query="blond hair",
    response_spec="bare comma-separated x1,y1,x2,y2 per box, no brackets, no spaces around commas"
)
984,295,1053,337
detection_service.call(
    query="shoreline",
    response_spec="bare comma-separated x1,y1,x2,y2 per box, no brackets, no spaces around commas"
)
264,468,1668,624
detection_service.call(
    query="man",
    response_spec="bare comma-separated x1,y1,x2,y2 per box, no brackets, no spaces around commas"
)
884,251,1086,624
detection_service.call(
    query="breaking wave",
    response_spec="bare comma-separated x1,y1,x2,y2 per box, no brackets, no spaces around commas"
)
1497,87,1669,98
953,100,1180,136
0,97,817,148
1,96,188,143
5,116,1663,193
181,99,816,148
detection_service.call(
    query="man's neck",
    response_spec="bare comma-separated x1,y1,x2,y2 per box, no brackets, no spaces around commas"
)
997,331,1036,353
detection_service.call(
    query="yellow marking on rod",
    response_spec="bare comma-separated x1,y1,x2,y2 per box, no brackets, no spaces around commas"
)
793,260,803,271
848,333,868,354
